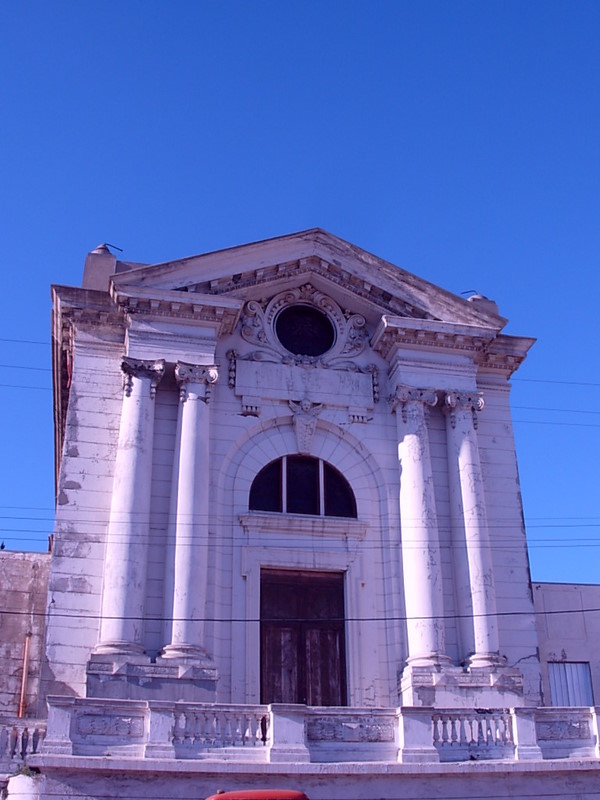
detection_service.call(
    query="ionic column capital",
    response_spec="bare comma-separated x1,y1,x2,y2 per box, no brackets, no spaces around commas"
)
175,362,219,402
444,391,484,429
121,357,165,398
391,385,437,422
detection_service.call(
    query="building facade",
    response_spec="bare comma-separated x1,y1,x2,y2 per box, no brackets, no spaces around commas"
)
1,230,599,798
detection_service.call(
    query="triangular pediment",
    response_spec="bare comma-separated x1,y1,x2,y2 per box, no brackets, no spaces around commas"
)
111,229,507,330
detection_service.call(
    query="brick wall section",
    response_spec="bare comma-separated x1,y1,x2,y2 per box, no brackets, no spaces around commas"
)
0,551,50,717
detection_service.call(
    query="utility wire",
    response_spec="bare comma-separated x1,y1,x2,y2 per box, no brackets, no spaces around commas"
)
1,605,599,624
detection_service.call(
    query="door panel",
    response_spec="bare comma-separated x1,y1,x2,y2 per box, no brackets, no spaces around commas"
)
261,571,346,706
262,626,299,704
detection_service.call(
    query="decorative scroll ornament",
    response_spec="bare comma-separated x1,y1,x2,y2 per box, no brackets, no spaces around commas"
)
289,398,323,454
444,391,485,429
240,284,368,366
175,362,219,403
121,357,166,399
391,385,438,423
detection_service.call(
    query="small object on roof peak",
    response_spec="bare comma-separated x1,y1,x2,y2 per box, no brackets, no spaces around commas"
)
467,293,499,316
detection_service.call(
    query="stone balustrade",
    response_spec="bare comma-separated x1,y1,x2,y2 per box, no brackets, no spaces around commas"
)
0,719,46,772
432,709,514,761
10,699,599,768
172,703,269,757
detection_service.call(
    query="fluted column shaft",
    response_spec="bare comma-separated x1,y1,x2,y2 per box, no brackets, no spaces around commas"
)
97,357,165,655
444,391,501,667
394,386,448,666
162,362,218,661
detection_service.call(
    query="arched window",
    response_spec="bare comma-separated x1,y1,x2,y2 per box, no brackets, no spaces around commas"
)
249,455,357,518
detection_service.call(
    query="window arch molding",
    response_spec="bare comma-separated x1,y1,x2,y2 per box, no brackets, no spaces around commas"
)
220,416,386,528
217,417,390,705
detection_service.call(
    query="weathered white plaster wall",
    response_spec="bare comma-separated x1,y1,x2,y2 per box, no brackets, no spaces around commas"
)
478,378,541,705
42,329,124,701
534,582,600,706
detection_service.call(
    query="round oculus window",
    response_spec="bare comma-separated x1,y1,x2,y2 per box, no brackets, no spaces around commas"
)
275,305,335,357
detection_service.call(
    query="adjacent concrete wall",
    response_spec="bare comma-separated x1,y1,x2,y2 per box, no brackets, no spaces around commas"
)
0,552,50,717
534,582,600,706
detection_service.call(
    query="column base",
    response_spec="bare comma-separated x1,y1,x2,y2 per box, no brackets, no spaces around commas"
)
405,653,453,669
465,651,506,669
86,653,219,702
159,643,215,666
92,641,147,658
399,661,524,708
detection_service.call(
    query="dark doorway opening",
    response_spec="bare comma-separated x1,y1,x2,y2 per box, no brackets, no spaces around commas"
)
260,570,347,706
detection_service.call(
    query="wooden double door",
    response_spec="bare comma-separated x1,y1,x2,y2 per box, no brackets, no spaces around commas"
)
260,570,347,706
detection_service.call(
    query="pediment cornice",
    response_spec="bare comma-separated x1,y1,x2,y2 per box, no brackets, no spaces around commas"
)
110,229,508,330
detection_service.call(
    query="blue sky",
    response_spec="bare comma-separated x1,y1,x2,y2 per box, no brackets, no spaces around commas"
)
0,1,598,582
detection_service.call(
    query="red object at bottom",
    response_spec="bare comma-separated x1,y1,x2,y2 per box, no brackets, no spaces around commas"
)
204,791,309,800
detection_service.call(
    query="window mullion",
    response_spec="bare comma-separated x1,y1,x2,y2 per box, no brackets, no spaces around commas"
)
282,456,288,513
318,459,325,516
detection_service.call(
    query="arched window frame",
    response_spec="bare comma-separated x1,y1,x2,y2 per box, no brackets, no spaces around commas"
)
249,455,357,519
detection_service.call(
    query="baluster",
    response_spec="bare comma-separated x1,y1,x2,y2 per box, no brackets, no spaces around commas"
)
486,715,495,746
183,711,193,744
216,710,226,747
477,716,486,747
235,714,244,746
250,714,259,746
467,716,476,746
173,711,185,744
191,712,202,746
20,727,29,759
450,716,459,746
9,727,18,759
204,710,215,747
260,714,269,745
441,715,450,745
493,714,500,745
242,713,251,746
223,712,233,746
432,715,441,746
459,715,468,746
503,712,513,745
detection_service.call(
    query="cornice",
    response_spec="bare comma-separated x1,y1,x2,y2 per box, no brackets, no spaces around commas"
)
474,334,536,378
110,285,242,336
372,316,497,360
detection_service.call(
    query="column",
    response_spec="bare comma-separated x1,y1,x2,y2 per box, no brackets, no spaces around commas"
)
394,386,448,667
96,357,165,655
444,391,502,668
161,362,218,661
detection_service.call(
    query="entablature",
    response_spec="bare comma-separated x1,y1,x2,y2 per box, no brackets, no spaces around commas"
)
110,285,242,337
372,316,498,361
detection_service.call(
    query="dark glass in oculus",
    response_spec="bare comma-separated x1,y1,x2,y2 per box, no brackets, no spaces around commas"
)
275,305,335,357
